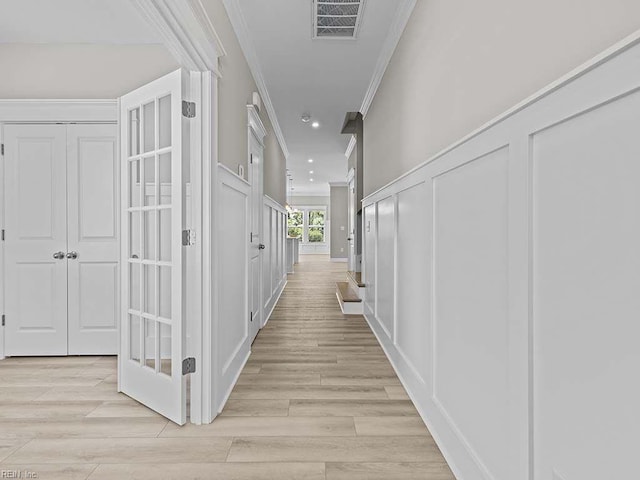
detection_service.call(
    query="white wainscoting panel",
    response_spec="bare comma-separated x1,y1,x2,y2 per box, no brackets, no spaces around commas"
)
361,35,640,480
531,90,640,480
395,182,430,385
363,204,377,316
215,165,251,410
432,146,510,480
262,195,287,327
375,196,395,339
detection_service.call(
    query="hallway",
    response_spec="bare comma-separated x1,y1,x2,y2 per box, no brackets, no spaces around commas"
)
0,256,454,479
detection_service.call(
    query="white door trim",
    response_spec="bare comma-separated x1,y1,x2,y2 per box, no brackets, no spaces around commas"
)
131,0,225,76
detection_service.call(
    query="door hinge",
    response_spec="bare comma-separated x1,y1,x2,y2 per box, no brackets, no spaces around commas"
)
182,229,196,246
1,315,5,327
1,144,4,156
250,311,253,322
182,101,196,118
1,229,4,241
250,153,253,164
182,357,196,375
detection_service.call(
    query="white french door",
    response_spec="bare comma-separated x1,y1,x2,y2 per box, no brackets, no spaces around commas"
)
119,69,188,425
3,124,118,356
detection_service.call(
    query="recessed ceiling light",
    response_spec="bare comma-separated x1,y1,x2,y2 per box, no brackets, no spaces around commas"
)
308,159,313,163
311,122,320,128
310,178,314,182
309,170,314,174
301,113,311,123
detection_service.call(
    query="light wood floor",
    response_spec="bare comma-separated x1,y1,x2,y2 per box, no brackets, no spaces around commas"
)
0,255,454,480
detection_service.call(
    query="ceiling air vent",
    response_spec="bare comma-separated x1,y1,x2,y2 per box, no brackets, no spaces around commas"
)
313,0,365,39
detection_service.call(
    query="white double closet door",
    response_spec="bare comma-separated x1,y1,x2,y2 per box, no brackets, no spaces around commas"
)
3,123,118,356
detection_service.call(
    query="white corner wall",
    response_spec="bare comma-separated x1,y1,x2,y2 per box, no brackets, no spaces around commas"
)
214,165,251,412
362,36,640,480
213,167,287,415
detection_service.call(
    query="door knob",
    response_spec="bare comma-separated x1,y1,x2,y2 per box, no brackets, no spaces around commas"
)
52,251,65,260
66,251,78,259
258,244,266,250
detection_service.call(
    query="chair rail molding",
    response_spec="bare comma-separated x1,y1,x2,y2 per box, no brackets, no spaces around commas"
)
222,0,290,160
132,0,226,76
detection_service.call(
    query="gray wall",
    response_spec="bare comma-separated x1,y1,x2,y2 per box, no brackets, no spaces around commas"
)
0,44,178,98
364,0,640,196
203,0,287,206
289,196,330,210
330,186,348,259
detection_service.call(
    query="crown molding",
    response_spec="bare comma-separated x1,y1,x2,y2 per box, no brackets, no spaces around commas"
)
222,0,290,160
132,0,225,76
329,181,349,187
344,135,356,158
359,0,416,117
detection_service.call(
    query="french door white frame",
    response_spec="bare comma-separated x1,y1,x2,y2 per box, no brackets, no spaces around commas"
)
0,100,118,361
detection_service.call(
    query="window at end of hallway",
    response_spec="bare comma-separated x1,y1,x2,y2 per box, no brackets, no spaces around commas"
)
308,210,325,242
288,207,327,243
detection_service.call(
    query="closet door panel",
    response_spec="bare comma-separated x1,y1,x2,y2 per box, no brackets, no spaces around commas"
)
3,124,68,356
67,124,119,355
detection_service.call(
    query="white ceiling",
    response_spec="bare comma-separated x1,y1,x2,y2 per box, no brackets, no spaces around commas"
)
237,0,404,195
0,0,162,44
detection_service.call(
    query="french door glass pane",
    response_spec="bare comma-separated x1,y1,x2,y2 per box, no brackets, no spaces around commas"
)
144,265,156,316
158,95,172,149
129,262,140,311
159,152,172,205
143,101,156,153
130,315,141,361
129,212,141,258
159,267,172,319
129,160,141,207
144,319,156,369
128,108,140,157
160,322,172,376
159,209,172,262
144,156,157,206
143,211,156,260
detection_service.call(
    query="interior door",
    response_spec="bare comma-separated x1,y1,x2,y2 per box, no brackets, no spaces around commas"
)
67,124,119,354
119,69,188,425
3,124,68,356
248,132,263,342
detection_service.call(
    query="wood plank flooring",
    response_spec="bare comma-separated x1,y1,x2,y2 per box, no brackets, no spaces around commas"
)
0,255,454,479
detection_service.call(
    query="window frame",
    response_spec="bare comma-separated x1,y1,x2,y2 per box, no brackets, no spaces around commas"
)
288,205,328,244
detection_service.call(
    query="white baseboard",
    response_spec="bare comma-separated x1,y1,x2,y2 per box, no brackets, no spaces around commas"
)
363,306,468,480
330,257,348,263
216,349,250,415
262,277,287,328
